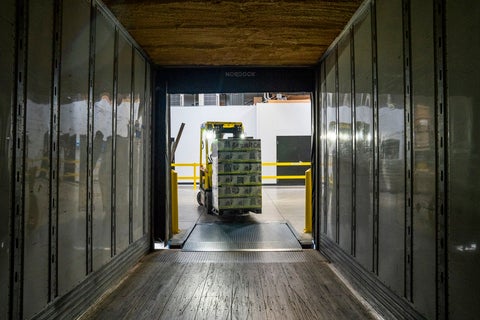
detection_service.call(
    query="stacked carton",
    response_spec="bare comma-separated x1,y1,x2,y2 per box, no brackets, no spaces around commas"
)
211,138,262,213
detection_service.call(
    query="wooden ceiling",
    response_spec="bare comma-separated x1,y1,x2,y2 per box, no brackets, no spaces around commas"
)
102,0,364,66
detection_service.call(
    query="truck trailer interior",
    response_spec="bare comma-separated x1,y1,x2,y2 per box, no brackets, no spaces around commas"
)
1,0,479,319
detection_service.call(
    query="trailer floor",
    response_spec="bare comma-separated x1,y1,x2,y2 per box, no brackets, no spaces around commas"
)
80,250,374,320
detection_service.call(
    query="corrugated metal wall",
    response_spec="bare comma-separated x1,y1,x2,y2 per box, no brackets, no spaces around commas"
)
315,0,480,319
2,0,479,319
0,0,16,319
1,0,152,318
445,2,480,319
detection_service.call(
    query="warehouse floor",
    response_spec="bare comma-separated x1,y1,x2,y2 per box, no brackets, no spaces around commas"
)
175,185,313,249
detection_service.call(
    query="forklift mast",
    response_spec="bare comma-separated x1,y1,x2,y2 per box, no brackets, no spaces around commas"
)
199,121,244,168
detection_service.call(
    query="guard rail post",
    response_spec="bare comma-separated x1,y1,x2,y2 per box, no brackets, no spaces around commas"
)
171,170,179,234
304,168,312,233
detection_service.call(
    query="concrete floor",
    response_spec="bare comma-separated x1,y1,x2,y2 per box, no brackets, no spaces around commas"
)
174,185,312,247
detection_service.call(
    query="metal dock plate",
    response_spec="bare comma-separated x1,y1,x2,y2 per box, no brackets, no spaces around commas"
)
182,222,302,252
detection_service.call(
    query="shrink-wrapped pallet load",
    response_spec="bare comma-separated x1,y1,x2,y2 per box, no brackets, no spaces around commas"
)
211,137,262,214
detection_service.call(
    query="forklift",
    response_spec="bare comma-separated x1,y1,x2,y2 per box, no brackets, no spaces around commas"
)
197,122,244,213
197,121,262,215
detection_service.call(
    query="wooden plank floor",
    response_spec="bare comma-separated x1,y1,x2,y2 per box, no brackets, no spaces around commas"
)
81,250,373,320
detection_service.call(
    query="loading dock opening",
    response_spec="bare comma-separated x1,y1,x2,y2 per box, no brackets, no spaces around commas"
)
166,86,314,250
153,67,316,246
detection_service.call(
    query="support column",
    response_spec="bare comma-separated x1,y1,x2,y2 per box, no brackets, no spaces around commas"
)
434,0,447,318
12,1,28,318
371,0,380,275
402,0,414,302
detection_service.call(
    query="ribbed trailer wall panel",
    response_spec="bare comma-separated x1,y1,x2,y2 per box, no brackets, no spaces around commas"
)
0,0,16,319
1,1,153,318
316,0,480,319
445,2,480,318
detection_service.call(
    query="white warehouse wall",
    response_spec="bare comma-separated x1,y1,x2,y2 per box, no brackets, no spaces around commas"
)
171,105,257,179
170,102,311,183
256,102,311,183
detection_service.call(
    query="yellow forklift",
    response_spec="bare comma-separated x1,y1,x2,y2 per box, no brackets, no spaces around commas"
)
197,122,262,215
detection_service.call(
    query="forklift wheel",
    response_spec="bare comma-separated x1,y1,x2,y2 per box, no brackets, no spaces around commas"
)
197,191,203,206
204,204,213,214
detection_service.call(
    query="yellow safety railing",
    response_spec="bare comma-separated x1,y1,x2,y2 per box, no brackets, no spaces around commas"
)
171,163,199,190
171,161,311,188
261,161,311,180
170,162,313,234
